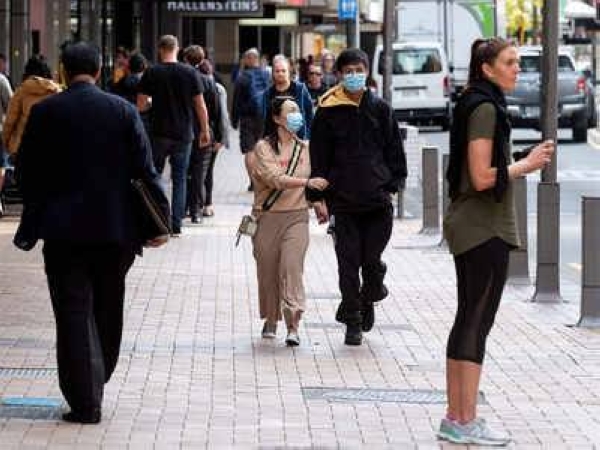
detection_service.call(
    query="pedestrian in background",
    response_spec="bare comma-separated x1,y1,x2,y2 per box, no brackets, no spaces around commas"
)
114,52,147,105
0,53,14,90
198,58,229,218
440,37,554,446
249,97,327,346
262,54,313,140
0,72,13,217
137,35,210,235
305,63,327,110
307,48,406,346
231,48,270,191
182,45,222,223
320,50,337,89
2,55,61,157
17,41,169,424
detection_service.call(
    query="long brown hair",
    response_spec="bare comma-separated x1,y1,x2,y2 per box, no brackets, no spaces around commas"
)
467,37,511,86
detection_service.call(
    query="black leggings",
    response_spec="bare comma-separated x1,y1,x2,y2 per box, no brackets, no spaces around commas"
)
446,238,510,364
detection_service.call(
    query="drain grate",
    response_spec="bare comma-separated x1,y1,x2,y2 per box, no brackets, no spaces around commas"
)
302,387,486,405
0,368,57,379
0,397,63,420
303,322,413,332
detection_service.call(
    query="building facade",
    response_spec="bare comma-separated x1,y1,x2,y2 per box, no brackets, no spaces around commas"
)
0,0,382,87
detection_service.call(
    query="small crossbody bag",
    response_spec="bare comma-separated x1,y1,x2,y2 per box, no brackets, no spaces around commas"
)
236,139,303,246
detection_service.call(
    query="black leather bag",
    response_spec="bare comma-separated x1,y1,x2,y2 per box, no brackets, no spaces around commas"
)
131,179,171,241
13,203,39,251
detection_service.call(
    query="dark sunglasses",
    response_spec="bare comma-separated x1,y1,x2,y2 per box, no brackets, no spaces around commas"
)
309,71,323,76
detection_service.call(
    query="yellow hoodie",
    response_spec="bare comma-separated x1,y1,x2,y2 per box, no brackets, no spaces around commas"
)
318,84,364,109
3,76,61,154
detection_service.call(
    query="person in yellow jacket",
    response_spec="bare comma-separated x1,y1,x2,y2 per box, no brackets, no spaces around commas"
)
2,55,61,156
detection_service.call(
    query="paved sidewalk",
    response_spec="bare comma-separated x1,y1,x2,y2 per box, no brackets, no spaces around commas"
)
0,135,599,449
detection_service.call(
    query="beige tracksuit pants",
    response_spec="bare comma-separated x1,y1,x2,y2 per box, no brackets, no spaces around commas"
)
252,209,309,330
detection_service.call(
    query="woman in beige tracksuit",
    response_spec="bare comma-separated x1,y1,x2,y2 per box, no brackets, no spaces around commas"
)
249,97,327,346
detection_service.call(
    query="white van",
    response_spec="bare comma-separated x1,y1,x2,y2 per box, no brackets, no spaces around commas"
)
372,42,452,130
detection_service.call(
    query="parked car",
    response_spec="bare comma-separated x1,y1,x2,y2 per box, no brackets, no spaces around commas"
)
506,46,596,142
372,41,452,130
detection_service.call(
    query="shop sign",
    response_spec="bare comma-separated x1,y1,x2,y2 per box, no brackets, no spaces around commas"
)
165,1,262,16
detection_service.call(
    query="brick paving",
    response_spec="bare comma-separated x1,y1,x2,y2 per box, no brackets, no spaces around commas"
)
1,134,600,449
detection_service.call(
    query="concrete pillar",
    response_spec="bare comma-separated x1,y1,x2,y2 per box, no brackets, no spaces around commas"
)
507,176,530,284
578,197,600,327
420,145,440,234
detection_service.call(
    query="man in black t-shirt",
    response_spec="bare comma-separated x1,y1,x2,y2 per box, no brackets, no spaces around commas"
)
137,35,210,235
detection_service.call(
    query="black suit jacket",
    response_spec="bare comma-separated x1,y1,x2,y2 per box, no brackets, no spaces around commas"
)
18,81,168,248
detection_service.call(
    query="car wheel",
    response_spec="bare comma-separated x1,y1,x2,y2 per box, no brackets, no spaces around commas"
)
573,125,588,143
588,100,598,128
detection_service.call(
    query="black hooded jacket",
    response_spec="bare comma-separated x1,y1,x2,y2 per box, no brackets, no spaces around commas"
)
307,86,407,213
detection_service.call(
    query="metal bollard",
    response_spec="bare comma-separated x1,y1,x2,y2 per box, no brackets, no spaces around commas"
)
396,126,409,219
577,197,600,327
507,176,530,284
439,154,449,246
420,146,440,234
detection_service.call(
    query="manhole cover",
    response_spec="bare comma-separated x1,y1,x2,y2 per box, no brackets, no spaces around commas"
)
0,368,57,379
0,397,63,420
302,387,486,405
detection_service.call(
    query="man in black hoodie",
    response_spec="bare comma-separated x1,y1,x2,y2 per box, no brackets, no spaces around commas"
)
307,48,407,346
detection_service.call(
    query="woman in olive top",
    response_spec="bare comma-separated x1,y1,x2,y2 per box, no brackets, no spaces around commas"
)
249,97,327,346
439,38,554,446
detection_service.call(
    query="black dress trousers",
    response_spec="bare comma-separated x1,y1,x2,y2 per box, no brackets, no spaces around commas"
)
43,241,136,412
333,204,393,325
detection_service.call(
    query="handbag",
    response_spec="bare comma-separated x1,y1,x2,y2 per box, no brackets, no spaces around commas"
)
131,178,171,241
236,139,303,246
13,203,39,251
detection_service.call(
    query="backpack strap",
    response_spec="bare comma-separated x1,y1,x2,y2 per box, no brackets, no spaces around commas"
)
262,139,303,211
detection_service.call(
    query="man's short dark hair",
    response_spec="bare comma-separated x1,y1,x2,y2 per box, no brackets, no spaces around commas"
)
335,48,369,72
61,41,101,79
129,53,147,74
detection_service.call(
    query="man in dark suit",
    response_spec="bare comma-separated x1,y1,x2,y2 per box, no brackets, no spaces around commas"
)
18,42,169,424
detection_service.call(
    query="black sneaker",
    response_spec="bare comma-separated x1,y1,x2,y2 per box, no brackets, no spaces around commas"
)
345,324,363,346
361,302,375,332
62,408,101,424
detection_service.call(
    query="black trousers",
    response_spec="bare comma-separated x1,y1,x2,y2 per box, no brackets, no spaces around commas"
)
188,145,217,216
43,242,136,412
446,237,510,364
333,205,393,325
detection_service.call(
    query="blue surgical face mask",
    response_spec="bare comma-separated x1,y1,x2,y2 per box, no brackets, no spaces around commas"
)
342,72,367,92
286,112,304,133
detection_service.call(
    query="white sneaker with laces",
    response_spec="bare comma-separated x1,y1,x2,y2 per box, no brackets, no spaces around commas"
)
461,417,511,446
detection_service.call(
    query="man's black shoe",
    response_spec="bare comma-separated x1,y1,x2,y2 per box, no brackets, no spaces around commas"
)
361,302,375,332
335,302,346,323
345,324,363,346
62,408,101,424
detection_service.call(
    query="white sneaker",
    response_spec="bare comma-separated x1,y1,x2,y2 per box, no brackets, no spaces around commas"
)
285,331,300,346
261,321,277,339
461,417,511,446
